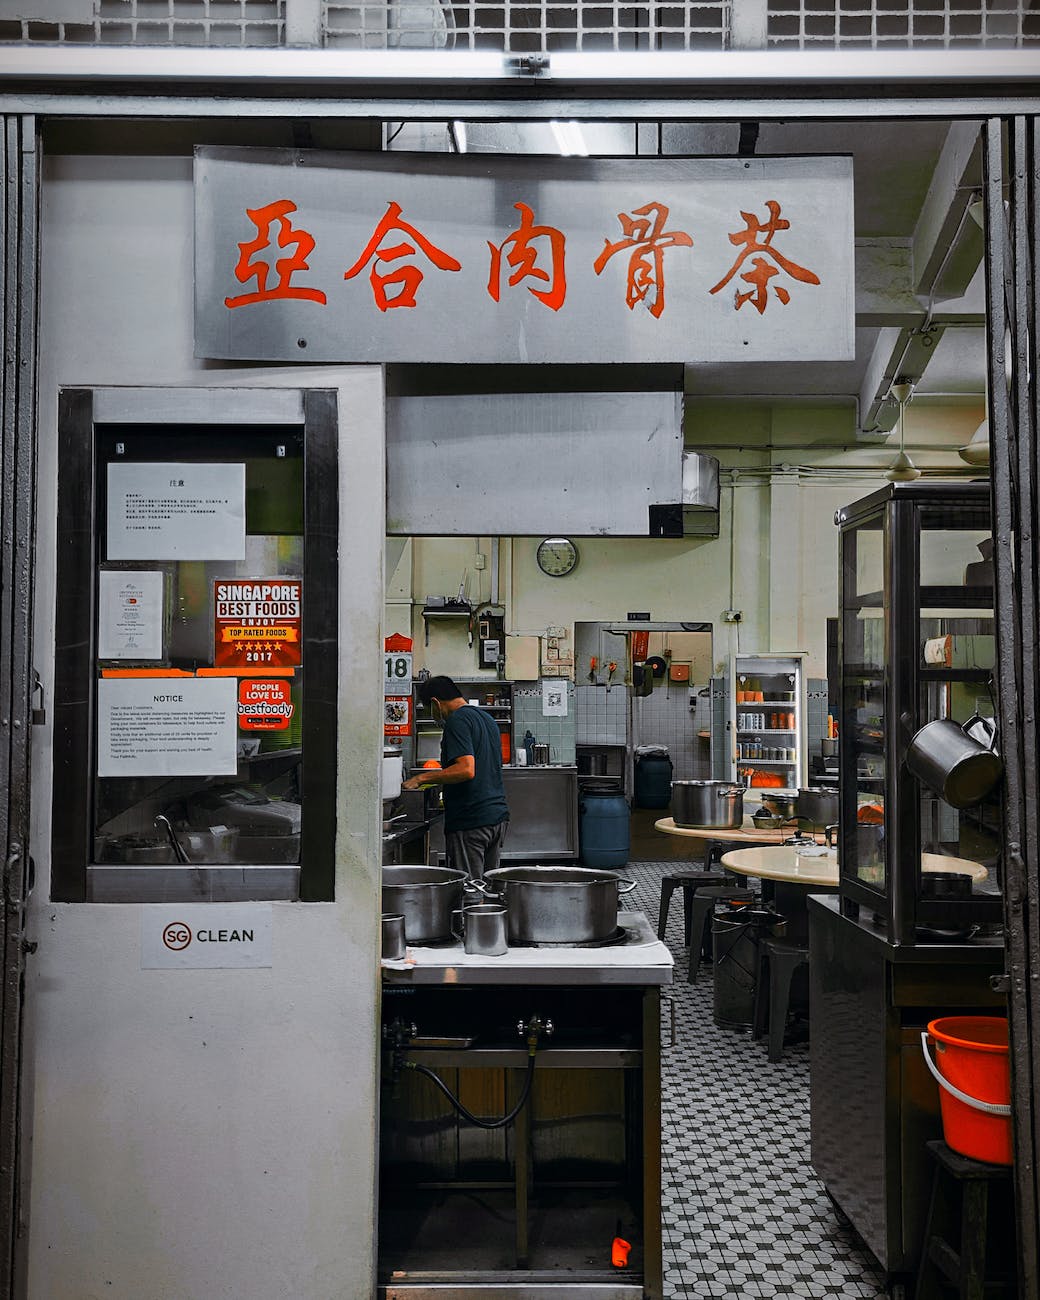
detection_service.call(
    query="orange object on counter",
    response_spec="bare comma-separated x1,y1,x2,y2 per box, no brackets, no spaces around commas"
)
422,760,442,769
501,731,511,763
611,1237,632,1268
857,802,884,824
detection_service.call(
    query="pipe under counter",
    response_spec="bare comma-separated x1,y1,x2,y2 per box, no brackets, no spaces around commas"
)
378,914,670,1298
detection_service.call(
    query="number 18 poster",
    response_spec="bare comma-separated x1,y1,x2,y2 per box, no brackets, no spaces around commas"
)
214,578,302,669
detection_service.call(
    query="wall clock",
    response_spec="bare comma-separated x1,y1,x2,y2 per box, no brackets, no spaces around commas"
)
536,537,579,578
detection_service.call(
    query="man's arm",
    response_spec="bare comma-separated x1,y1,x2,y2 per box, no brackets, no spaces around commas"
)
402,754,475,790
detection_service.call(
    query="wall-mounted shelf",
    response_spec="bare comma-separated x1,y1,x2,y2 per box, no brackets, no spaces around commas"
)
421,601,473,646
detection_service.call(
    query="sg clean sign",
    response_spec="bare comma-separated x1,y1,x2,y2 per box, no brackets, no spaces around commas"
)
142,905,273,969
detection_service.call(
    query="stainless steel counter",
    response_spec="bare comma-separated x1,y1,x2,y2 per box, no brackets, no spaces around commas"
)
426,763,580,862
379,909,669,1298
381,910,673,986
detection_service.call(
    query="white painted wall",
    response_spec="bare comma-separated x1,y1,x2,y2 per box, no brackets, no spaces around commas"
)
26,155,385,1298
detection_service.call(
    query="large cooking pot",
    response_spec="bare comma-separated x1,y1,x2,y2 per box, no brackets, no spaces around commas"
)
479,865,637,944
381,864,470,943
760,790,797,821
796,787,839,831
905,716,1003,809
671,780,744,829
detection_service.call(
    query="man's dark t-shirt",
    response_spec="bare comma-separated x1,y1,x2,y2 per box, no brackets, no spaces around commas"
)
440,705,509,833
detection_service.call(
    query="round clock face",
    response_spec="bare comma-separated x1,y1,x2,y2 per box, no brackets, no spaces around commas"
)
536,537,579,577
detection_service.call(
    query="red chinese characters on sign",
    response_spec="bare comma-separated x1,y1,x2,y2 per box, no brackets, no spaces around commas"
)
709,200,820,314
343,201,462,310
224,200,327,309
488,203,567,312
593,202,694,319
239,678,294,732
214,579,302,670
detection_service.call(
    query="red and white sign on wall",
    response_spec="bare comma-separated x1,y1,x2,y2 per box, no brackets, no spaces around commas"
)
214,578,302,670
195,148,855,366
384,633,413,738
238,678,294,732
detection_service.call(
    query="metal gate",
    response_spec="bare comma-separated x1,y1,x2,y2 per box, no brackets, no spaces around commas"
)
984,113,1040,1297
0,113,39,1300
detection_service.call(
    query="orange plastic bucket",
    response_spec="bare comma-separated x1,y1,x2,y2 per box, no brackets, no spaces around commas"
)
922,1016,1012,1165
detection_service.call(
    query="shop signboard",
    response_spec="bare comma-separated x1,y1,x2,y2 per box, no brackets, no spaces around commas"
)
214,578,302,670
195,146,854,365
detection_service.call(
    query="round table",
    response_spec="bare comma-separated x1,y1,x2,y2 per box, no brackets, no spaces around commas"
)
719,845,990,887
654,816,826,846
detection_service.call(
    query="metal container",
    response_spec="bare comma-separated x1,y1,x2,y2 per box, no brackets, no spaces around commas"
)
671,780,744,829
532,743,551,765
760,791,797,821
905,717,1003,809
479,865,637,944
381,864,469,943
796,787,840,830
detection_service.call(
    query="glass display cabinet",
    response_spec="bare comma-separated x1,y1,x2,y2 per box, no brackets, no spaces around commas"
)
835,482,1003,946
728,652,807,790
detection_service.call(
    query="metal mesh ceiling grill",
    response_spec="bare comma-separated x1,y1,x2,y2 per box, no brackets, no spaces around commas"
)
0,0,1035,52
323,0,729,50
0,0,284,45
768,0,1040,47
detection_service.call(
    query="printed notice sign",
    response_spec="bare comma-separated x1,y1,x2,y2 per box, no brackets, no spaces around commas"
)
98,569,164,660
106,462,246,561
214,578,302,669
97,677,238,777
141,904,273,970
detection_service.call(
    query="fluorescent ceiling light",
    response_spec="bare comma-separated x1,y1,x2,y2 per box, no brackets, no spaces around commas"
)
550,120,589,157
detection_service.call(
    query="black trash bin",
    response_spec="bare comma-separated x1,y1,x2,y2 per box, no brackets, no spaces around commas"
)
711,903,782,1029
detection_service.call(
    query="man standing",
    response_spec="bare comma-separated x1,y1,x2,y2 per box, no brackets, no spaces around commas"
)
402,675,509,880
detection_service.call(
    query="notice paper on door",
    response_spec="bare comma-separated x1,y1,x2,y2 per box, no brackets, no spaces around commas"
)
106,462,246,561
98,569,164,660
97,677,238,777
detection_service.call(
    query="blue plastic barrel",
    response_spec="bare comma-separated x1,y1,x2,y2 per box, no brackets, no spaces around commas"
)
579,790,631,868
634,754,673,809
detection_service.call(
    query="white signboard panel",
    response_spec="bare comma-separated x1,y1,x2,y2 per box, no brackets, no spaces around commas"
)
195,146,855,365
98,569,165,660
97,677,238,777
107,461,246,561
141,905,273,969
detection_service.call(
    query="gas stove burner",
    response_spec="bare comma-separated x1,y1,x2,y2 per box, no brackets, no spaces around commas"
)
510,925,633,949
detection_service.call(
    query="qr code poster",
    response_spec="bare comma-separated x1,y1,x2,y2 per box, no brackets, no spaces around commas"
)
542,679,568,717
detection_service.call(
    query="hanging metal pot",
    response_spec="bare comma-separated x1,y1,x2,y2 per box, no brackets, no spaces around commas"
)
905,715,1003,809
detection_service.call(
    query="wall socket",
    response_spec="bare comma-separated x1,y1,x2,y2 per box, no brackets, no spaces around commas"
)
474,553,486,570
722,609,743,623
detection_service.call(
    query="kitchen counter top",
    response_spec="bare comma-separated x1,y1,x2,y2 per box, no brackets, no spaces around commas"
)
381,910,673,986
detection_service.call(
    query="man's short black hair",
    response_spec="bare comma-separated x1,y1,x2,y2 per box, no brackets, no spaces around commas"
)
418,675,463,706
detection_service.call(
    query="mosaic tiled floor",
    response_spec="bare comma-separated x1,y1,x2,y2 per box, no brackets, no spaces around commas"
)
624,860,891,1300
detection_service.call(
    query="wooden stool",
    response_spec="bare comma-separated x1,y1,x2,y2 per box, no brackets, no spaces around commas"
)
752,936,809,1061
656,868,728,943
913,1139,1015,1300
